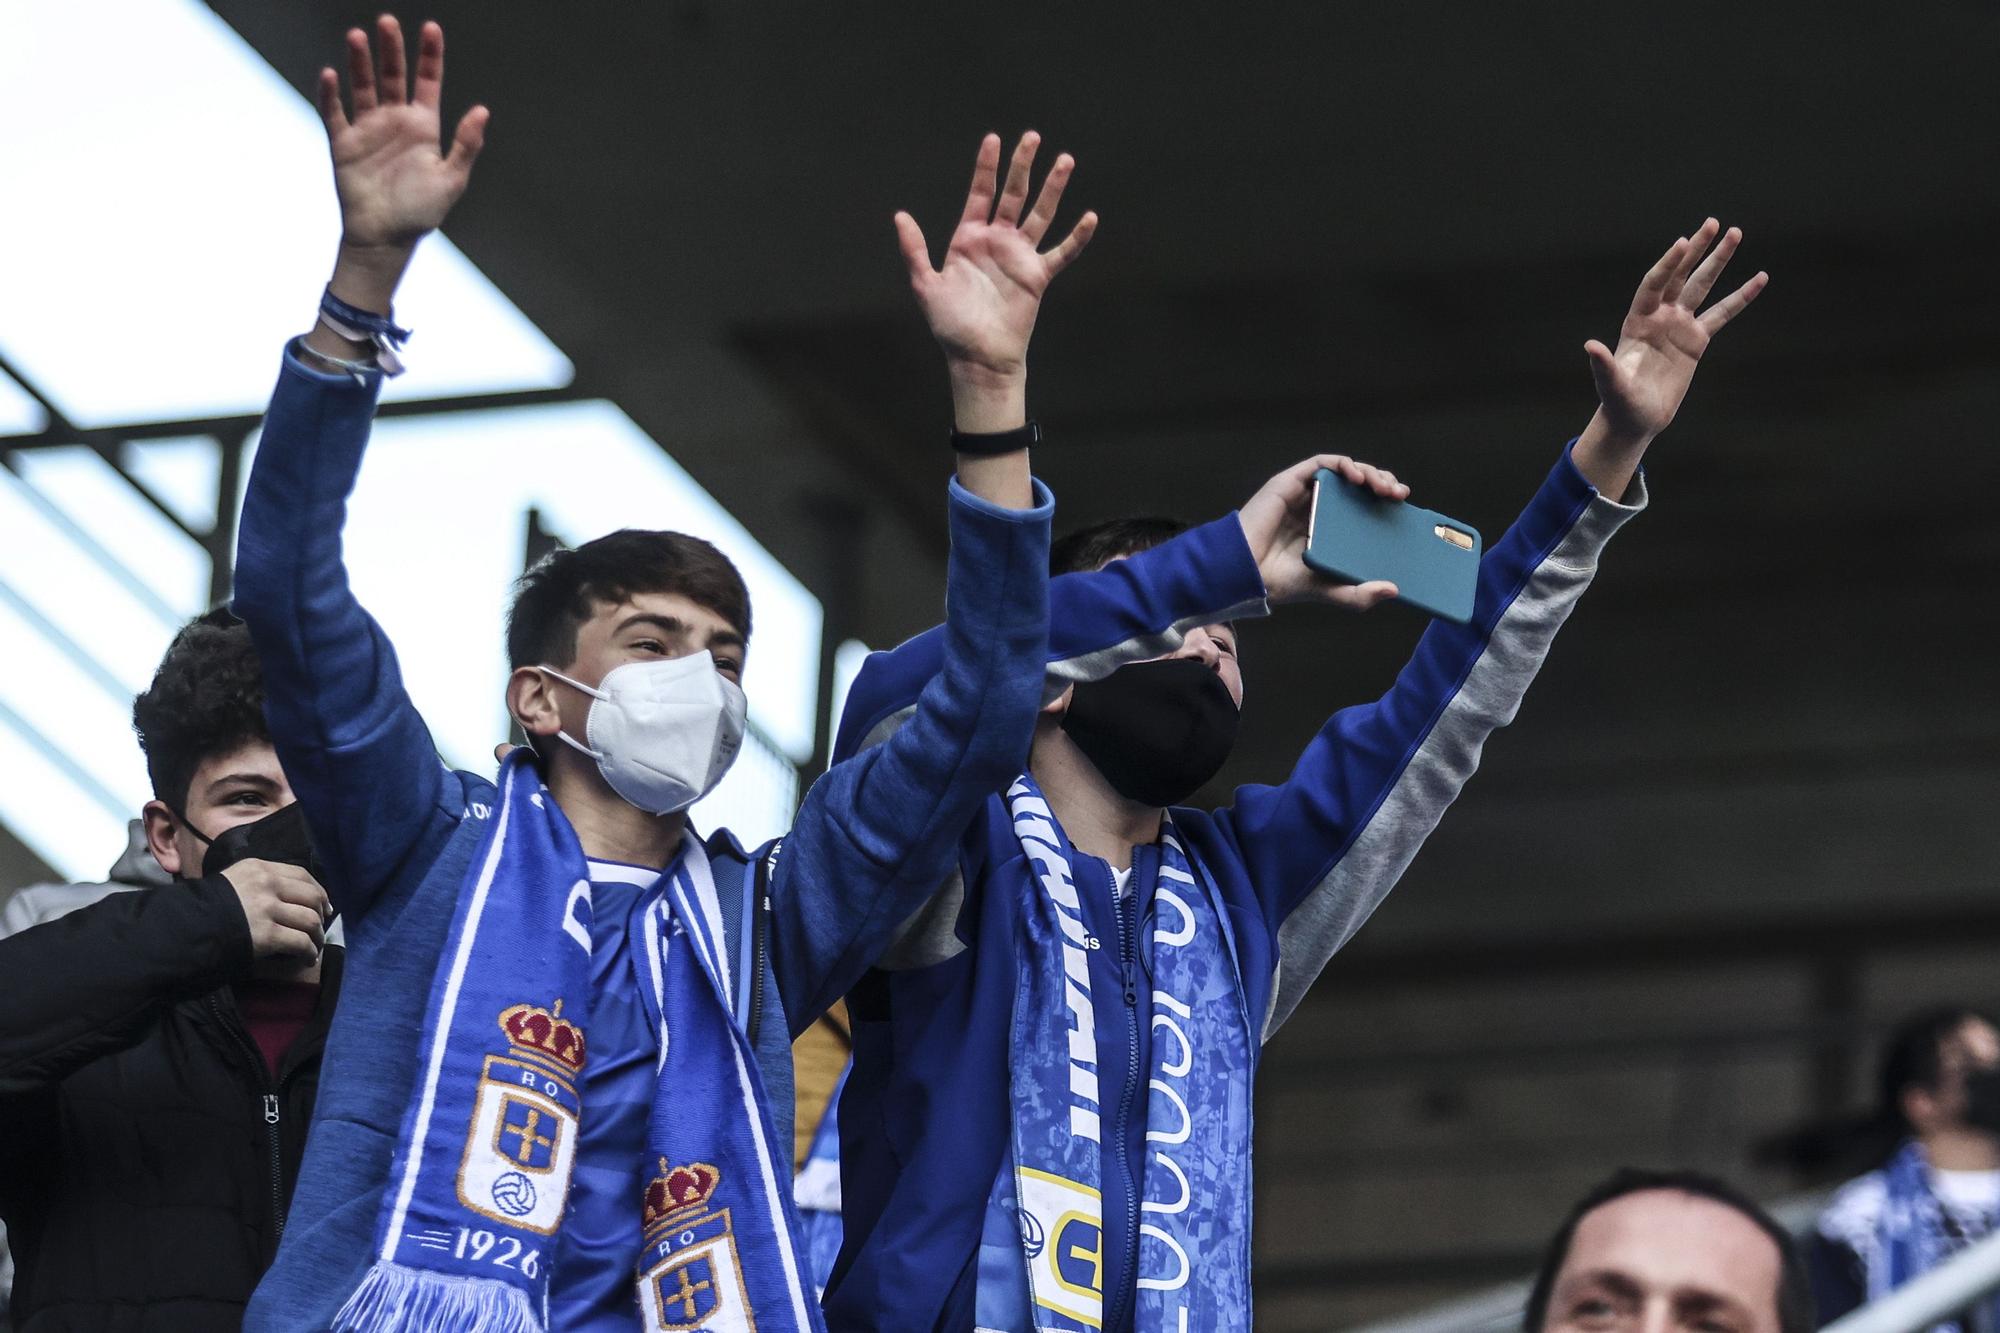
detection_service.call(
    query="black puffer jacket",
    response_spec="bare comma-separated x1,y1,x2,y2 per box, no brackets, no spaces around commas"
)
0,876,341,1332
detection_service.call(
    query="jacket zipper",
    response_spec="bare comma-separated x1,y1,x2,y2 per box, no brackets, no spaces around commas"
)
209,995,287,1245
748,845,776,1047
1105,860,1144,1333
263,1089,286,1243
749,891,769,1046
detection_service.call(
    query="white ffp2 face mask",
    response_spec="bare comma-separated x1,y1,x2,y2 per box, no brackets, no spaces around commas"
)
536,650,748,816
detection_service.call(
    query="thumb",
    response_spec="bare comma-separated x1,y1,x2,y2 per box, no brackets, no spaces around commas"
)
447,105,490,176
1349,580,1399,611
893,211,933,286
1584,339,1621,403
1323,579,1399,613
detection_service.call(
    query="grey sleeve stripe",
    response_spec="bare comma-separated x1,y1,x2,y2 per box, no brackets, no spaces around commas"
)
1263,475,1648,1040
857,704,918,755
852,703,972,970
878,867,969,970
1042,597,1270,703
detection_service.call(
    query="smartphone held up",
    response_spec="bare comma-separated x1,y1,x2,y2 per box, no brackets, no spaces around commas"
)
1302,469,1482,624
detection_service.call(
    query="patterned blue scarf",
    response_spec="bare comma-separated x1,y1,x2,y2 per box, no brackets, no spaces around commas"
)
975,775,1255,1331
332,753,820,1332
1872,1140,2000,1329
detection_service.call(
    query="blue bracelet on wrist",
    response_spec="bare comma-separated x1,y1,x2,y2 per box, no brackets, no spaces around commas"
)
318,287,413,376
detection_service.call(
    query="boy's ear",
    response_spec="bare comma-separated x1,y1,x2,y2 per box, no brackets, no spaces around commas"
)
1040,684,1074,719
507,666,564,742
141,800,183,877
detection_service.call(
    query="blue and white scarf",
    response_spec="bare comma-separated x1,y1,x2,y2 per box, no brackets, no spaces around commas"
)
975,775,1255,1332
1865,1141,2000,1330
333,752,819,1332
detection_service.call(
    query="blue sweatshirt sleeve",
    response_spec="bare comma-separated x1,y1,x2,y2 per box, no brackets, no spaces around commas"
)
1210,444,1647,1036
766,477,1055,1034
831,512,1269,764
231,344,458,922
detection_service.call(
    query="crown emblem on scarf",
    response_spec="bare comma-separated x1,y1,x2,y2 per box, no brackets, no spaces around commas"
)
643,1160,721,1228
498,998,586,1073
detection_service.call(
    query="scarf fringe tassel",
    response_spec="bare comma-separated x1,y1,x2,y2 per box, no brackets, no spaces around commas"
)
331,1260,543,1333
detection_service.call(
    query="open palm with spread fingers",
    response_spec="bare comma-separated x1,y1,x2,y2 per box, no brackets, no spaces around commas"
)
896,132,1098,382
1586,218,1767,443
318,15,488,253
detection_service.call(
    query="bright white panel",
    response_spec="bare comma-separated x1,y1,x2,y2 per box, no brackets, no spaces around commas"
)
238,400,823,773
0,0,572,428
12,448,210,618
0,366,44,436
0,467,183,697
122,437,222,532
0,595,154,817
827,638,873,752
0,707,132,885
0,445,185,885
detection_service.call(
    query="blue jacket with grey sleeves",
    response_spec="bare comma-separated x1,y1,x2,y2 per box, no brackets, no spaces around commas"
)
822,445,1644,1331
232,344,1054,1330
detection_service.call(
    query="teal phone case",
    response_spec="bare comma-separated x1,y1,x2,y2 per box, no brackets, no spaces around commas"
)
1302,469,1483,624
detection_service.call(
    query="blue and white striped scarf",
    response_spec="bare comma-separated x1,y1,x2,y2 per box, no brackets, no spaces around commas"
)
333,752,820,1332
1870,1140,2000,1331
975,775,1255,1331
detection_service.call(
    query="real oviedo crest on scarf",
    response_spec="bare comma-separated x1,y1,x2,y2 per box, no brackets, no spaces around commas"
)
457,999,585,1235
1017,1167,1106,1327
637,1160,758,1332
338,758,817,1333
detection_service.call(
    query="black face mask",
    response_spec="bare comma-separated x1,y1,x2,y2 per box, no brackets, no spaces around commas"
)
1061,657,1240,808
189,801,323,881
1964,1066,2000,1135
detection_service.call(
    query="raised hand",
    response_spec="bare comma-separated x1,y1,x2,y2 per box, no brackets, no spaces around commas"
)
1237,454,1405,610
896,132,1098,426
320,16,486,250
1573,220,1767,495
307,16,487,328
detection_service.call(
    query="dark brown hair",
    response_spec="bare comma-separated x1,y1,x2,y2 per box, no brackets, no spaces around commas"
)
1049,516,1191,576
506,529,751,669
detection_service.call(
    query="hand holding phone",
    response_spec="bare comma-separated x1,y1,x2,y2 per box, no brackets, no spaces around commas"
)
1303,469,1482,624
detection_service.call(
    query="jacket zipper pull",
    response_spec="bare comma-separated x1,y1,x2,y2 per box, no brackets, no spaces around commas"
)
263,1094,281,1125
1111,868,1138,1007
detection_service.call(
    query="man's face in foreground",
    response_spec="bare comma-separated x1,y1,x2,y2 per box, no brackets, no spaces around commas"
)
1542,1189,1782,1333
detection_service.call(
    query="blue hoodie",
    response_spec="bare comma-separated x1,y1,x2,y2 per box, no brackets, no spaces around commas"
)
824,446,1645,1330
232,344,1054,1330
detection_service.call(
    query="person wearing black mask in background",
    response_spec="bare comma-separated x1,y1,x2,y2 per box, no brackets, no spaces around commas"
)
824,221,1766,1329
0,609,339,1333
1812,1008,2000,1331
